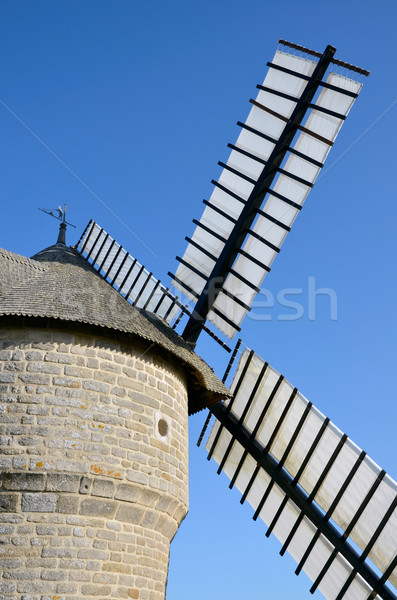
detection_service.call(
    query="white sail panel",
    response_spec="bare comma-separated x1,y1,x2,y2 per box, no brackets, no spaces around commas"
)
206,349,396,596
78,221,181,324
217,168,254,200
268,51,317,101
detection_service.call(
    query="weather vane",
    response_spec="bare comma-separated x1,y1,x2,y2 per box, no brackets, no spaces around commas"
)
38,204,76,245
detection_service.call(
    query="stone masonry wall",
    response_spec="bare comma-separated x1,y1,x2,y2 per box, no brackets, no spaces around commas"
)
0,324,189,600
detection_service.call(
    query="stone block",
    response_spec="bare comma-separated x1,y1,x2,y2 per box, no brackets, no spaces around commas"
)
17,436,41,446
81,584,112,596
173,503,188,525
25,351,44,361
162,517,178,540
141,510,159,529
55,459,89,473
66,570,90,582
46,473,80,493
44,351,73,364
0,493,18,512
0,557,23,570
40,570,67,581
21,493,57,513
77,549,109,560
79,477,92,494
41,547,75,558
92,478,115,499
0,457,12,469
55,583,78,594
72,526,84,537
155,496,171,513
36,525,56,535
115,504,144,524
0,583,16,593
86,358,99,369
64,365,91,378
56,495,80,514
114,483,140,504
93,572,117,584
26,362,61,375
82,380,109,393
126,470,148,486
18,374,50,385
16,582,52,594
102,562,131,574
138,488,160,508
80,499,116,517
2,473,45,492
52,377,80,388
0,372,16,383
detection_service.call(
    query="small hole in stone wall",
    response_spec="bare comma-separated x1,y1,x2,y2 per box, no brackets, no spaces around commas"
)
158,418,169,438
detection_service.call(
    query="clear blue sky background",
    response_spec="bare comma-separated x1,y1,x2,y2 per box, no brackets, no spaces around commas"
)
0,2,396,599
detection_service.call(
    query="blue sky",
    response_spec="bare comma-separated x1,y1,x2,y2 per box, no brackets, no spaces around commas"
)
0,1,396,598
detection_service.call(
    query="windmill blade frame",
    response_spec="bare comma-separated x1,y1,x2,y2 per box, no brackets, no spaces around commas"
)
203,349,396,600
170,40,368,343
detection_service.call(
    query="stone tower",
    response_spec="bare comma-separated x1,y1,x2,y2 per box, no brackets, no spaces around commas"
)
0,240,227,599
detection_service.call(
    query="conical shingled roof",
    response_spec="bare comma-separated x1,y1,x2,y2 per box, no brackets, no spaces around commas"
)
0,244,229,413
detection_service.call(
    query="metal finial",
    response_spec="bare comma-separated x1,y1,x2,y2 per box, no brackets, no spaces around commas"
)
38,204,76,245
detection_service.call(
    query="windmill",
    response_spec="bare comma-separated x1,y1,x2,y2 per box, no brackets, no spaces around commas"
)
72,40,395,600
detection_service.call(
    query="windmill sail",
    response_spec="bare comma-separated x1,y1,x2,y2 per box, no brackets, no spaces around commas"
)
204,349,396,600
171,41,368,342
76,220,185,325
